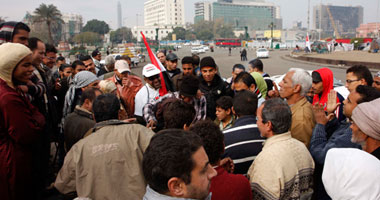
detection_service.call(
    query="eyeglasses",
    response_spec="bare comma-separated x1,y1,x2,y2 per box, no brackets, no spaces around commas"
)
346,79,360,84
148,75,160,81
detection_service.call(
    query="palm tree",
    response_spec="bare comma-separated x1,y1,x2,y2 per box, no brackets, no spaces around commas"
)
33,3,63,44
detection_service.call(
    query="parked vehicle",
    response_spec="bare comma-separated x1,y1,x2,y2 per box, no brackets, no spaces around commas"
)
191,46,205,54
256,48,269,58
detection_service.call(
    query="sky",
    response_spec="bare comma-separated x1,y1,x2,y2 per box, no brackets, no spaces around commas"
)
0,0,379,30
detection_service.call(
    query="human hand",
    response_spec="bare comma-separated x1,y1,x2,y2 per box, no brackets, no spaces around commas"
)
326,90,340,114
219,157,235,173
124,118,136,123
55,78,62,90
17,85,28,93
146,120,157,130
313,102,334,125
267,82,280,99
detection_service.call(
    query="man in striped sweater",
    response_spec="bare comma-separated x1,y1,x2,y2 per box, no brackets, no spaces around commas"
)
223,90,265,174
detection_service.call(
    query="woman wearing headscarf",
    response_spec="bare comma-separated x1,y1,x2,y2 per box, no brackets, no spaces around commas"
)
250,72,268,99
322,148,380,200
0,43,45,200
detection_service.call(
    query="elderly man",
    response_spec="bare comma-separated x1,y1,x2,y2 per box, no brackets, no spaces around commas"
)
142,129,217,200
101,55,115,79
55,94,154,199
278,68,315,147
351,97,380,160
248,98,314,199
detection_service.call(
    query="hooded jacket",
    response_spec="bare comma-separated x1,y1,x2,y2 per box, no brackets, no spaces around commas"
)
0,21,20,44
0,43,45,200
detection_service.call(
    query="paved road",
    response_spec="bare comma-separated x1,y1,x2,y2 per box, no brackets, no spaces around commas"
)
132,46,357,82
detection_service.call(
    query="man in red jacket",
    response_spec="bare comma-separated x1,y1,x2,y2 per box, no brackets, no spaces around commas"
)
190,120,252,200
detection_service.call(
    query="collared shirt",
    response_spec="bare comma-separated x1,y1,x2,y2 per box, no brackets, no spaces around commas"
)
222,115,265,174
289,97,315,147
143,186,211,200
143,91,207,123
135,83,160,116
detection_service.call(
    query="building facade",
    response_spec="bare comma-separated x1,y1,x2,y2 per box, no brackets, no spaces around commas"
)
144,0,185,27
212,1,282,31
313,4,363,37
356,23,380,38
132,25,174,41
61,13,83,41
194,2,212,23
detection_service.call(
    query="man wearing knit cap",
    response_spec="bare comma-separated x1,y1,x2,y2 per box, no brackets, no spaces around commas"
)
351,97,380,160
373,71,380,92
198,56,231,120
134,64,162,123
0,21,30,46
143,75,207,131
108,60,143,119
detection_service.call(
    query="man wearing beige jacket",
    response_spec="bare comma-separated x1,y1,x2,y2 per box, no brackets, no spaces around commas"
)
55,94,155,199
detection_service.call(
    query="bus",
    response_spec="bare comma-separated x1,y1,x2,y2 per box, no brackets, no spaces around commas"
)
215,38,242,47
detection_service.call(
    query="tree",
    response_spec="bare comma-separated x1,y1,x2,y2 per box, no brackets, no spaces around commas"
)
110,27,135,44
83,19,110,35
73,32,102,45
165,27,186,40
33,3,63,44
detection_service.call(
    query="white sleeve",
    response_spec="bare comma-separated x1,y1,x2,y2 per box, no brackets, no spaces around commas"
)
134,88,147,116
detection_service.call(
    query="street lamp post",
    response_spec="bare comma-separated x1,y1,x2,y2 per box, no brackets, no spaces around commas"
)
269,22,275,49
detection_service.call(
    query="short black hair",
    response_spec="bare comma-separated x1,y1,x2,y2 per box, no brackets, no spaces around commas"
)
28,37,43,51
59,64,72,72
71,60,85,70
45,43,57,54
121,55,131,61
182,56,194,65
216,96,233,110
312,71,322,83
80,88,102,106
234,71,256,88
346,65,374,86
143,129,203,194
232,64,245,72
356,85,380,104
192,54,200,66
57,56,65,62
92,94,120,122
233,90,258,117
261,98,292,134
163,100,196,129
13,22,30,36
79,55,92,62
190,120,224,165
249,59,263,72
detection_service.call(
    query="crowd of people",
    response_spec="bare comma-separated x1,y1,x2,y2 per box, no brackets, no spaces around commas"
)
1,21,380,200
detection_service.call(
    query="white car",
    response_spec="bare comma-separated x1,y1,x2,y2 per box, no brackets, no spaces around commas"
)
191,47,205,54
256,48,269,58
202,45,210,51
270,71,349,99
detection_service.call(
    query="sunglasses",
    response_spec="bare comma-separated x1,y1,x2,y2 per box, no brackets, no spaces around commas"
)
148,75,160,81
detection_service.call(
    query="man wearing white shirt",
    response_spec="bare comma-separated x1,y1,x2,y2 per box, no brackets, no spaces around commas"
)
135,64,161,124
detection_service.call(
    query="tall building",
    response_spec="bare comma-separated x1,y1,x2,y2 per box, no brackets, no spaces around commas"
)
313,4,363,37
144,0,185,27
194,2,212,23
61,13,83,41
117,1,122,28
356,23,380,38
212,1,282,31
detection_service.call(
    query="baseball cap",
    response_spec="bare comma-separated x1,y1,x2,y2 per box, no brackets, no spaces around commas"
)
115,60,131,74
166,53,178,61
143,64,161,77
92,50,101,57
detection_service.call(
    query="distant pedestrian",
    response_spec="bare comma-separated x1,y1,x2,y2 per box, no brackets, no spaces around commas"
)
228,47,232,56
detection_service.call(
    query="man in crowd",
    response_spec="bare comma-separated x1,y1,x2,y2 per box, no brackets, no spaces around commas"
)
172,56,195,90
163,100,195,130
248,98,314,199
134,64,162,123
248,59,273,93
63,88,102,152
108,59,143,118
233,72,265,106
373,71,380,91
226,64,245,87
198,56,231,120
345,65,373,93
91,49,102,69
144,75,207,131
0,21,30,45
223,90,265,174
42,44,58,86
142,129,217,200
190,120,253,200
157,51,166,68
351,97,380,160
101,55,115,79
165,53,181,79
278,68,315,147
192,54,201,76
79,55,96,75
55,94,155,199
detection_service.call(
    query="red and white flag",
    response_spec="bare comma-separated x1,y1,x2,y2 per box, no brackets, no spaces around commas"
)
140,32,168,96
306,32,311,52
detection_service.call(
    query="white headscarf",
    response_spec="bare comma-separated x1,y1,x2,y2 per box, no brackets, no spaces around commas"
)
322,148,380,200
